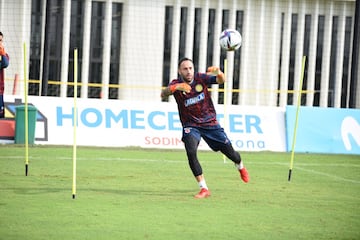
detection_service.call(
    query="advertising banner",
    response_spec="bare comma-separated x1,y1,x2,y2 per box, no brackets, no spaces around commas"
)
1,96,287,152
286,106,360,155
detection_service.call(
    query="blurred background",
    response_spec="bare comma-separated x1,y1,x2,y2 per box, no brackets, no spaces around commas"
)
0,0,358,108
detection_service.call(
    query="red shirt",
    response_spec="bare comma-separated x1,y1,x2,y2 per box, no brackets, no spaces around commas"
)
170,73,219,128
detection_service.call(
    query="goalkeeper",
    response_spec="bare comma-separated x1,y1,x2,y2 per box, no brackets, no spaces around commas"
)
161,57,249,199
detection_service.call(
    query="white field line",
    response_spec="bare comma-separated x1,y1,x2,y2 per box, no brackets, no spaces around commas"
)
2,155,360,166
289,166,360,184
2,155,360,184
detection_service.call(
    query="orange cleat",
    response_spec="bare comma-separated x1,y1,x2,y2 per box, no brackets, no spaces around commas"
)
239,167,249,183
194,188,211,199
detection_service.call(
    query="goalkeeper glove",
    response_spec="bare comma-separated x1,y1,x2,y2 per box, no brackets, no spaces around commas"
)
169,83,191,93
0,45,5,56
207,66,225,80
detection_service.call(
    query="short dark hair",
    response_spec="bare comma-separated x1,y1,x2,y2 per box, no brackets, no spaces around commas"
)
178,57,193,68
0,32,3,37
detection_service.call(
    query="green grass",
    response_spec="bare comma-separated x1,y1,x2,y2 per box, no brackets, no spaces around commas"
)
0,145,359,240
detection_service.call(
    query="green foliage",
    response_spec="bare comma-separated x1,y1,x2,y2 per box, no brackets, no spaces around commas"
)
0,145,359,240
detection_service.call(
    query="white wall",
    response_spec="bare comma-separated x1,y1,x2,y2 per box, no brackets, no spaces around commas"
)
119,0,165,100
0,0,31,96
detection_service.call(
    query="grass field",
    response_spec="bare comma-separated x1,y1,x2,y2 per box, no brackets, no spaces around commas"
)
0,145,359,240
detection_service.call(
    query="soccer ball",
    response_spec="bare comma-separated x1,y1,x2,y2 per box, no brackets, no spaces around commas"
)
219,29,242,51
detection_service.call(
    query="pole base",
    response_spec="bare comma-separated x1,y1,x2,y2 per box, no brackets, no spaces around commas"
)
288,169,292,181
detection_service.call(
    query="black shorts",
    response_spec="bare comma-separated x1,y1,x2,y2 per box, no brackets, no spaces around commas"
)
182,125,231,151
0,95,4,118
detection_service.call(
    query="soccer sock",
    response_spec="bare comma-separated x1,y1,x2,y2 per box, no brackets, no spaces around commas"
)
235,161,244,170
198,179,208,190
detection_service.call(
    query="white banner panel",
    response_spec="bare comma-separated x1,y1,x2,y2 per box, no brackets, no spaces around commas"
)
1,96,286,152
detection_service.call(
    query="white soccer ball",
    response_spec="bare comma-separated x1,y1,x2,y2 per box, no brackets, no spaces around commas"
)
219,29,242,51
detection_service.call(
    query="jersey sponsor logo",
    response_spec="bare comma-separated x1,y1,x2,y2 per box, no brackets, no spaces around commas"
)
195,84,203,92
184,92,205,107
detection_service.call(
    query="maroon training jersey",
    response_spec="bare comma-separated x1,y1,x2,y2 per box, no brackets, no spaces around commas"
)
169,73,219,127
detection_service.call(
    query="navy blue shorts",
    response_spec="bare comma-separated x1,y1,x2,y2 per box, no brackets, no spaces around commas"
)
182,125,231,151
0,95,4,118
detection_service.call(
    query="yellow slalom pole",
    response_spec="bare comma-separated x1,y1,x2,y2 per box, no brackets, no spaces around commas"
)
23,43,29,176
288,56,306,181
72,49,78,199
223,58,228,163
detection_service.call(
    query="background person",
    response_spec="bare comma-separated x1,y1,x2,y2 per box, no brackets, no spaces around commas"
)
0,31,9,118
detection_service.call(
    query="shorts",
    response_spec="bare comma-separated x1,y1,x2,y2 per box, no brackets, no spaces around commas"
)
182,125,231,151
